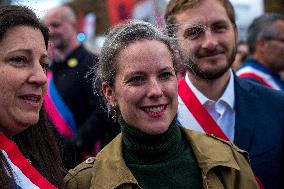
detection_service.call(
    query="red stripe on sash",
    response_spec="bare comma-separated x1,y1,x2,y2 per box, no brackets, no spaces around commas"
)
238,73,273,89
178,77,265,189
178,77,228,140
0,132,56,189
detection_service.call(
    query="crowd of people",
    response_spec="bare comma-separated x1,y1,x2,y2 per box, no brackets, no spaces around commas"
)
236,13,284,91
0,0,283,188
42,4,120,170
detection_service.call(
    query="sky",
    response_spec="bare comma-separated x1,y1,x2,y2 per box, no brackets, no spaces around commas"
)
11,0,67,18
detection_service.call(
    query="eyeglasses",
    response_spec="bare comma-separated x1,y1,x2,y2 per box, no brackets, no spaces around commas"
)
265,37,284,43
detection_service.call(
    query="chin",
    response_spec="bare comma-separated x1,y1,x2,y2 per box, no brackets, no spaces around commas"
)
147,124,169,135
19,114,40,126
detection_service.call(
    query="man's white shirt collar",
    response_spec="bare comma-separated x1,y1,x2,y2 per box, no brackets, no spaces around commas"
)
184,69,235,110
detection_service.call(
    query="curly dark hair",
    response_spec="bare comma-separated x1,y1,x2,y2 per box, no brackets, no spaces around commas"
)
0,5,65,189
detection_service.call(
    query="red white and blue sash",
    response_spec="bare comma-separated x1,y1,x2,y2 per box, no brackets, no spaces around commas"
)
44,71,77,138
177,77,228,140
44,71,102,156
177,76,265,189
0,132,56,189
236,62,284,91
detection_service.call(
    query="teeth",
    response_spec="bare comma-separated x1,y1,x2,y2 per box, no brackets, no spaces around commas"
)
22,96,39,102
144,106,164,113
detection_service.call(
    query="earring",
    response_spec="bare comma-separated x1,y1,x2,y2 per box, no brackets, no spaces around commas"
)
111,108,117,123
107,103,112,118
107,103,117,122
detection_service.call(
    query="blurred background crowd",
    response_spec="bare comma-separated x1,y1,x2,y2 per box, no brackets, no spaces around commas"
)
1,0,284,188
1,0,284,180
1,0,283,55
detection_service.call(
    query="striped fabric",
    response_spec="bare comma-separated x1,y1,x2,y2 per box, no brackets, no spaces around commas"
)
44,71,77,138
237,60,284,91
0,132,56,189
177,76,265,189
177,77,228,140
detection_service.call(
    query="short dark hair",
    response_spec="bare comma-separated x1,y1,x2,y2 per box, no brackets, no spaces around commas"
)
247,13,284,54
164,0,236,37
0,5,49,49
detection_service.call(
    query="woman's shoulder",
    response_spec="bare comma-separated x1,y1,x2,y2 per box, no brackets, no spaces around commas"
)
64,157,96,189
181,128,260,188
180,128,249,161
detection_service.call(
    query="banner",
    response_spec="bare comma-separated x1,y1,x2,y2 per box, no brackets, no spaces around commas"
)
107,0,135,26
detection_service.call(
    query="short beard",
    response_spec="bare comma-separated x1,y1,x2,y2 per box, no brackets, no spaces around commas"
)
51,36,68,52
55,40,68,51
185,48,236,80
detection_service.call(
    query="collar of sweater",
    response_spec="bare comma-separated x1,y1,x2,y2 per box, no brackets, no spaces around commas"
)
119,115,186,165
92,128,242,188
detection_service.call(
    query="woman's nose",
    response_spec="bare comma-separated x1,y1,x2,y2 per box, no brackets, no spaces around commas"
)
28,62,48,85
147,78,163,98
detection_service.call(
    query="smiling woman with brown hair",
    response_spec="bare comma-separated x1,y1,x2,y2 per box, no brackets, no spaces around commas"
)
0,5,64,189
64,20,259,189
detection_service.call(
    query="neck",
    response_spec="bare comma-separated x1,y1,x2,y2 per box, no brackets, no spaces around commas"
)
120,116,182,164
188,70,231,101
63,40,80,57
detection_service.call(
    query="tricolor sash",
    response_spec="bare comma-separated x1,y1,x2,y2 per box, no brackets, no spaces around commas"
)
237,62,284,91
44,71,77,138
178,77,265,189
178,77,228,140
0,132,56,189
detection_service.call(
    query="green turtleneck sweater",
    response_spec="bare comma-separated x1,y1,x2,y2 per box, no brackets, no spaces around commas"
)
120,117,203,189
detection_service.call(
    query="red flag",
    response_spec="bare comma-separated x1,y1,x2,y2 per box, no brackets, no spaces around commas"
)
107,0,135,26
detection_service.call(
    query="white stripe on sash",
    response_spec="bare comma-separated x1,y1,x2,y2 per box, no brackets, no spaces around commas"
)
237,66,281,90
177,95,204,133
0,132,57,189
1,150,39,189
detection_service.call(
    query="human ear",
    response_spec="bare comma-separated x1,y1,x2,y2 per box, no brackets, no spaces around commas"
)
102,82,117,107
255,38,267,52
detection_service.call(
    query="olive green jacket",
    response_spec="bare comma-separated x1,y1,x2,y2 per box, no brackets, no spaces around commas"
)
64,127,259,189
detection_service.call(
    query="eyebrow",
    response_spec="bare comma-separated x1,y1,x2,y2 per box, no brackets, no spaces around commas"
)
177,22,203,29
179,18,229,28
7,49,48,58
124,66,174,76
7,48,32,55
160,66,174,72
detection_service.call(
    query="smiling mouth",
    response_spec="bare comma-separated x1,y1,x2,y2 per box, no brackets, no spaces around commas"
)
142,105,167,118
19,95,41,103
199,53,223,59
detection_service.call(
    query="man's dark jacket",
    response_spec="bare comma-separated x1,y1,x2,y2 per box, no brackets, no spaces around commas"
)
234,76,284,189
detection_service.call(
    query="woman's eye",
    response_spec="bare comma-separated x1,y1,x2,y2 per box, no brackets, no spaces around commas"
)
160,72,174,80
127,76,145,86
10,56,27,64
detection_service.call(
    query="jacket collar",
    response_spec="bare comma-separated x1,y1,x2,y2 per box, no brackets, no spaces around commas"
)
91,128,242,188
91,133,141,189
185,70,235,110
233,75,258,150
182,127,241,175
